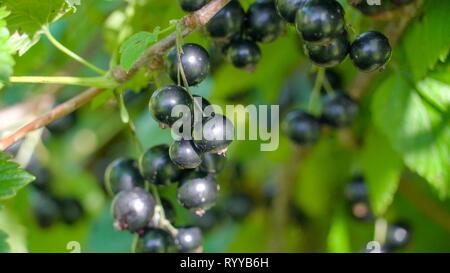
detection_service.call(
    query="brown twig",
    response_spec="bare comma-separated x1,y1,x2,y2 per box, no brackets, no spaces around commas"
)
0,0,230,151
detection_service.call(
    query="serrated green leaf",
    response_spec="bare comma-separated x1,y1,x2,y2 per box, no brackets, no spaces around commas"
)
372,74,450,198
119,28,160,72
0,230,9,253
0,7,14,89
0,152,35,201
361,126,403,216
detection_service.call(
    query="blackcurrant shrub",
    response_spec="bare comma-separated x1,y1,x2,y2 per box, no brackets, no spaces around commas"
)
205,0,245,40
193,114,234,154
111,187,156,233
321,91,358,128
166,43,210,86
149,85,193,128
133,228,176,253
169,139,202,169
275,0,306,24
225,193,253,221
350,31,392,72
175,226,203,252
282,110,321,145
177,172,219,214
385,222,411,250
304,31,350,67
57,197,84,225
296,0,345,44
246,1,285,43
178,0,210,12
226,38,261,70
139,144,181,186
199,153,226,174
104,158,145,196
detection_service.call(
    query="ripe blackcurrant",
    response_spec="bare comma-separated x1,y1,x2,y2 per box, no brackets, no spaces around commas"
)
199,153,226,174
133,228,176,253
275,0,306,24
246,1,285,43
295,0,345,44
226,39,261,70
193,114,234,154
104,158,145,196
178,0,210,12
304,32,350,67
321,91,358,127
345,176,373,221
139,144,181,186
206,0,245,40
166,43,210,86
385,222,411,250
169,139,202,169
175,226,203,252
350,31,392,72
225,193,253,221
177,172,219,214
283,110,321,145
57,197,84,225
111,187,155,233
149,85,193,128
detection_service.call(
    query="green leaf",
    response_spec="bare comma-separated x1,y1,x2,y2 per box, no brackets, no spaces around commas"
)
399,0,450,80
119,29,160,72
361,126,403,215
0,230,9,253
327,204,351,253
2,0,80,55
372,74,450,198
0,152,35,201
0,7,14,89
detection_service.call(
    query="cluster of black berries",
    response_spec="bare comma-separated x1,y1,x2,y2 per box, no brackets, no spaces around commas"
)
345,176,411,253
349,0,415,16
180,0,286,71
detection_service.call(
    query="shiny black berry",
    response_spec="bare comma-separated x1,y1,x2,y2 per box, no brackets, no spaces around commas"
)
385,222,411,250
178,0,210,12
225,193,253,221
226,39,261,70
133,228,176,253
166,43,210,86
104,158,145,196
275,0,306,24
193,114,234,154
246,1,285,43
199,153,226,174
57,197,84,225
111,187,155,233
304,32,350,67
321,91,358,127
169,139,202,169
206,0,245,40
295,0,345,44
149,85,193,127
350,31,392,72
175,226,203,252
177,172,219,214
283,110,321,145
139,144,181,186
345,176,373,221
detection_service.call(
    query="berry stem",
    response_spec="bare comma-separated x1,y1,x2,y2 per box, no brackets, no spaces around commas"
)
374,218,388,246
43,26,107,75
308,67,326,112
9,76,118,88
149,184,178,236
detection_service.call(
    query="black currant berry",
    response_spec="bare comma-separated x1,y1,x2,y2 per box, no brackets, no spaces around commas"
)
133,228,176,253
304,32,350,67
31,190,61,228
246,1,285,43
295,0,345,44
177,172,219,214
321,91,358,127
199,153,226,174
350,31,392,72
385,222,411,250
111,187,155,233
149,85,193,128
139,144,181,186
283,110,321,145
166,43,210,86
104,158,145,196
193,114,234,154
226,39,261,70
275,0,306,24
205,0,245,40
345,176,373,221
225,194,253,221
57,197,84,225
178,0,209,12
169,139,202,169
175,226,203,252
